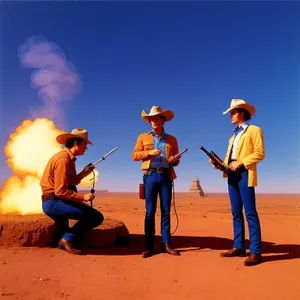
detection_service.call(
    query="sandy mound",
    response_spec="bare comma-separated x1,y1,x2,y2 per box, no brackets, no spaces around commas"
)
0,215,129,247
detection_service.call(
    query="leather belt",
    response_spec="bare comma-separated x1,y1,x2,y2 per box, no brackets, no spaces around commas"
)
149,167,169,173
41,193,59,201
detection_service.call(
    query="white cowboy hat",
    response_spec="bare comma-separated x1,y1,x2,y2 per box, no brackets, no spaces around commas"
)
141,105,174,123
223,99,256,116
56,128,93,145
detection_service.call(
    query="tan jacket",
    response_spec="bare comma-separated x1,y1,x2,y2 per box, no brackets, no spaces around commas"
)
132,132,180,181
224,125,265,186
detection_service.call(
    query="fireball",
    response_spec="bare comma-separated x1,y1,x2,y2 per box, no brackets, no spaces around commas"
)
0,118,97,215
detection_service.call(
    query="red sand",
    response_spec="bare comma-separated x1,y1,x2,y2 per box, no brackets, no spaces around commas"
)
0,192,299,299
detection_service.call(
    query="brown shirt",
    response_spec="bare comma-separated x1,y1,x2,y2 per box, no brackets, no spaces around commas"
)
40,148,84,201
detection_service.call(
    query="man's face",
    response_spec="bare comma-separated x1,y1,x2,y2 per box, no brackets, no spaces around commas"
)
229,109,244,125
149,115,164,130
75,141,88,156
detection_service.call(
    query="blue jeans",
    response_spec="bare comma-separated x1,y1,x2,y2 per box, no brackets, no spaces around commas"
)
144,170,172,245
42,200,104,243
228,169,262,254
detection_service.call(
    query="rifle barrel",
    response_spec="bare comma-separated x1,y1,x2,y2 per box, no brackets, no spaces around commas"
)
173,148,188,160
92,147,118,166
199,145,211,156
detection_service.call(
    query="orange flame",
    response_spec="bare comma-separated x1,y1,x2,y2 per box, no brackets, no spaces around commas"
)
0,118,97,215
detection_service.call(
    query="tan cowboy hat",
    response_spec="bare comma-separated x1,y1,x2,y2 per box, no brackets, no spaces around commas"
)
141,105,174,123
56,128,93,145
223,99,256,116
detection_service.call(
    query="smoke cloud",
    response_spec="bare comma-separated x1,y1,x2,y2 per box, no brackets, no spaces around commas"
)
18,36,82,123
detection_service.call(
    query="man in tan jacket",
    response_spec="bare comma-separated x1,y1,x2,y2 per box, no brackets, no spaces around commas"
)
132,106,181,258
213,99,265,266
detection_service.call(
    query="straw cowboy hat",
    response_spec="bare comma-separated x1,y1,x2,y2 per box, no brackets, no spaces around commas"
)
141,105,174,123
223,99,256,116
56,128,93,145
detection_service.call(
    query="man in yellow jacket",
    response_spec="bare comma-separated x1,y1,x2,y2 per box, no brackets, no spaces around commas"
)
132,105,181,258
216,99,265,266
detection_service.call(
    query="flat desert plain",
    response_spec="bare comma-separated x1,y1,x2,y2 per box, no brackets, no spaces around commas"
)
0,192,299,300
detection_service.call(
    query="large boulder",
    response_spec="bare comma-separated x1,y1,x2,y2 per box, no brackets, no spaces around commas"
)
0,215,129,247
84,219,129,247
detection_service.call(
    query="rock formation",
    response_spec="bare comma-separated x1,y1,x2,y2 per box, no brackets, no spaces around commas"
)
0,215,129,247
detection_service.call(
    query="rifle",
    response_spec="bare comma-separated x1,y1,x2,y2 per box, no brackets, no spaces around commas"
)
85,147,119,172
199,146,228,174
85,147,119,207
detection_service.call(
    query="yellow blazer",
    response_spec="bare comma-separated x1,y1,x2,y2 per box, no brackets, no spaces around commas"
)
223,125,265,187
132,132,180,181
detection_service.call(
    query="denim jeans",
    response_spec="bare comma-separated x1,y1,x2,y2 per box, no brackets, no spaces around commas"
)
228,169,262,254
144,170,172,245
42,199,104,243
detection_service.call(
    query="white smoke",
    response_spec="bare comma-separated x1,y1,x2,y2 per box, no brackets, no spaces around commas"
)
18,36,82,124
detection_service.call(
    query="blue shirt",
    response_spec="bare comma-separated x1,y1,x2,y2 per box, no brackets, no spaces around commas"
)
231,121,250,160
150,129,170,168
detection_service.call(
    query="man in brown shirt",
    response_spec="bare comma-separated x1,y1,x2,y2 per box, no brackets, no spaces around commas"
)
40,128,104,255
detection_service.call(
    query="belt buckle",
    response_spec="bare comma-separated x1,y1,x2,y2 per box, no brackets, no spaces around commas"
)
157,167,164,173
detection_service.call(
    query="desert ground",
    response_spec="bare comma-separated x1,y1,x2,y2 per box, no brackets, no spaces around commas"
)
0,192,299,300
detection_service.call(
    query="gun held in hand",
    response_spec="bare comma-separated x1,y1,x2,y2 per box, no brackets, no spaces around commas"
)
200,146,228,174
173,148,188,161
84,146,119,207
84,147,119,172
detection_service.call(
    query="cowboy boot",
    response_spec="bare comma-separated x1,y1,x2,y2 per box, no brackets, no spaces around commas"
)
220,248,247,257
162,243,180,256
244,254,262,266
58,238,83,255
142,235,155,258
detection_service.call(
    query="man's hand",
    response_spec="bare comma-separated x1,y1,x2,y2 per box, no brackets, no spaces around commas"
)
167,155,178,164
228,160,243,171
209,158,221,170
80,164,95,178
148,149,162,157
83,193,95,202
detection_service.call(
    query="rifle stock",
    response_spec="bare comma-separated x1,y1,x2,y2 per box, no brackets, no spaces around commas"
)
200,146,228,174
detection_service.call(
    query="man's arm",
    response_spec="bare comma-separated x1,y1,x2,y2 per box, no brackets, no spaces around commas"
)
54,158,84,202
240,127,265,168
76,165,95,185
168,136,180,167
132,134,150,161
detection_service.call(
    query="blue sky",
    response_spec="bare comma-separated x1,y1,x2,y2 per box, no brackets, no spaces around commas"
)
1,1,299,193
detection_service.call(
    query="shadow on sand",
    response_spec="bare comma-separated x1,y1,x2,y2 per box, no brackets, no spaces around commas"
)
83,234,300,263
